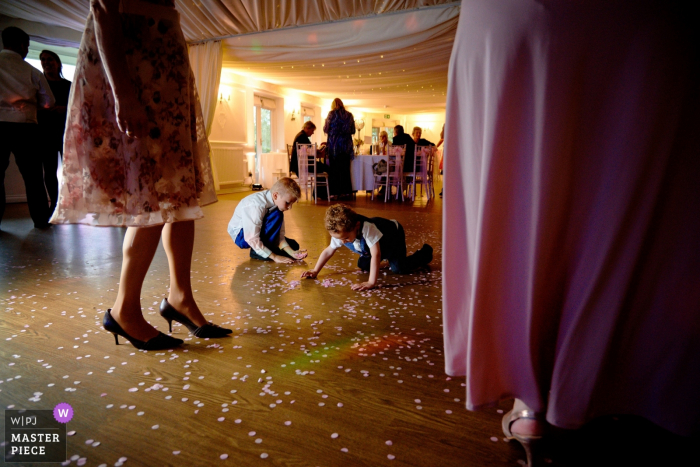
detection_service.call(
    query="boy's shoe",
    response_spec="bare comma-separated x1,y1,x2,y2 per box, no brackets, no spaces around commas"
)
418,244,433,265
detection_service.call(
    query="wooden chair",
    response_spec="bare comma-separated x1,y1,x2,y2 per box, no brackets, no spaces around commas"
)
371,144,405,201
406,145,433,201
297,143,329,203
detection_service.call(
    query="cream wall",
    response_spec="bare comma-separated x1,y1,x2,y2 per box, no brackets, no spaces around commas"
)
210,70,326,184
405,112,445,145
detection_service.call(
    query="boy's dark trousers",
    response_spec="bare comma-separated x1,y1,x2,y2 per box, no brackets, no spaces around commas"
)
234,208,299,260
0,122,51,228
355,223,431,273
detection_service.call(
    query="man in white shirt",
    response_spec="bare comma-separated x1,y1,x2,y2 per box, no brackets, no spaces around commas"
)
0,26,55,229
227,177,308,263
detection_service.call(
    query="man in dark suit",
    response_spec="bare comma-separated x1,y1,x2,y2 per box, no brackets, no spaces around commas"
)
409,126,436,171
391,125,415,173
289,120,330,199
290,121,315,176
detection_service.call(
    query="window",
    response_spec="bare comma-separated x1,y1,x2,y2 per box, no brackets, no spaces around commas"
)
254,96,275,155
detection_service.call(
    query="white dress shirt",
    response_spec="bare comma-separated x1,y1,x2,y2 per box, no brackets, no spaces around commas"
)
329,221,388,251
0,49,55,124
227,190,290,258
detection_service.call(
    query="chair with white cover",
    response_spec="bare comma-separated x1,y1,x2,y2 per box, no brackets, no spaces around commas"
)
406,145,433,201
371,144,405,202
297,143,329,203
286,144,295,177
425,147,436,199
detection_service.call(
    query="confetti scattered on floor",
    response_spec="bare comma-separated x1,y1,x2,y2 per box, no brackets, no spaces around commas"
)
0,196,533,466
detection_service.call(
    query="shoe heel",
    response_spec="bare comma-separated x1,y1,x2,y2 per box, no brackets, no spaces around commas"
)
503,407,545,467
514,435,543,467
112,332,119,345
159,298,232,338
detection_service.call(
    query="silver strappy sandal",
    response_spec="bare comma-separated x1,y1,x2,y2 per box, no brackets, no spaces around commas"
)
502,409,544,467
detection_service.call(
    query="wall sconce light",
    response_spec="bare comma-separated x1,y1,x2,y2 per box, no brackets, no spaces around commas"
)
219,92,230,104
291,109,297,121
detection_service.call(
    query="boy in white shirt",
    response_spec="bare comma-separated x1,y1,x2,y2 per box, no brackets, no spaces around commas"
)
227,178,307,263
302,204,433,290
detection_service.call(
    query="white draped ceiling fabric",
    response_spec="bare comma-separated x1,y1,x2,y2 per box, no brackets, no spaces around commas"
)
0,0,459,114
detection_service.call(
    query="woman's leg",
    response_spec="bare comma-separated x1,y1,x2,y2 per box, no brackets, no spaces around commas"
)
162,220,208,327
110,225,164,341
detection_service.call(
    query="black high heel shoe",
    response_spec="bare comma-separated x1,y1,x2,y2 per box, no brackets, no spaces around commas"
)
103,309,183,350
159,299,232,338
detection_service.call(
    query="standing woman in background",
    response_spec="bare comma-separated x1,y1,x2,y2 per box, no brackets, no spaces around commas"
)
51,0,230,349
323,97,355,198
38,50,71,217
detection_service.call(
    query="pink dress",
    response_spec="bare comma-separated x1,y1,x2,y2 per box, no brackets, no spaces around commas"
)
51,0,216,226
443,0,700,436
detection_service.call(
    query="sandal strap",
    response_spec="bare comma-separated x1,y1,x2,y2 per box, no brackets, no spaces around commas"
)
503,408,543,439
510,409,539,422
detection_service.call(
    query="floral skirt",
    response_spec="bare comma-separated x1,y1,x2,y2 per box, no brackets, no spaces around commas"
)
50,6,217,227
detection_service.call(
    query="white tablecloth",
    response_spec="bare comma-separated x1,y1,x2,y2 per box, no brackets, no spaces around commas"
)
351,155,386,191
260,152,289,189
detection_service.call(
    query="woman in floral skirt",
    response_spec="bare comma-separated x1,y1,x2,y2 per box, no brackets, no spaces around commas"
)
51,0,230,349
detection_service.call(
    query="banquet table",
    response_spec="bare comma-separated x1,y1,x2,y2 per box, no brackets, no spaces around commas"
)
260,152,289,189
350,155,386,192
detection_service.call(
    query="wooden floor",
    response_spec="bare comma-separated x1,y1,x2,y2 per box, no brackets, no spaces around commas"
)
0,190,692,467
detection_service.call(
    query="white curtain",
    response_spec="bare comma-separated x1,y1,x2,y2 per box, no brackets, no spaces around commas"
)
219,6,459,113
0,0,458,40
0,0,459,113
188,40,223,136
0,15,82,49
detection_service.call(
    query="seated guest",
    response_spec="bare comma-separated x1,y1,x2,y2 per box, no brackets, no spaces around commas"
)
290,121,329,176
227,177,308,263
391,125,415,172
377,130,389,155
410,126,436,174
290,121,314,176
412,126,435,148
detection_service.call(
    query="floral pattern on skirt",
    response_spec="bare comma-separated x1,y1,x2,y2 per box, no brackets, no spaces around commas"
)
50,7,217,227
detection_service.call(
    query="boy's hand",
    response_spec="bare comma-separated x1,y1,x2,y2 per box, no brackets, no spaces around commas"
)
283,247,308,260
270,253,294,264
351,281,375,291
292,249,308,260
301,270,318,279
